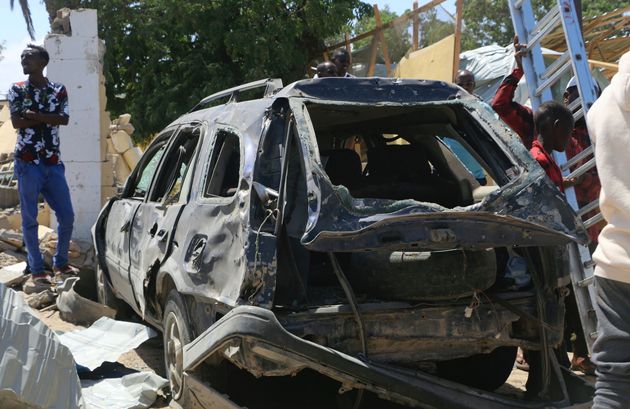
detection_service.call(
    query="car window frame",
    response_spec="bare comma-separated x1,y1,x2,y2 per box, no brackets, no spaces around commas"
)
197,124,244,204
121,128,177,201
147,122,204,205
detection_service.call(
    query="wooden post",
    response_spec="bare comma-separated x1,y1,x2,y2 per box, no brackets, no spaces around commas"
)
367,36,379,77
374,5,392,76
323,51,329,62
345,32,351,52
452,0,463,80
413,1,419,51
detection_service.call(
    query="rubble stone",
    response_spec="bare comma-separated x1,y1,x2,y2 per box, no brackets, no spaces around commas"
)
0,229,23,249
25,289,56,309
0,262,28,287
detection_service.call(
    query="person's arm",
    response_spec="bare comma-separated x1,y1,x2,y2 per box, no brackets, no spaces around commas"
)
22,110,69,126
491,36,535,147
10,114,42,129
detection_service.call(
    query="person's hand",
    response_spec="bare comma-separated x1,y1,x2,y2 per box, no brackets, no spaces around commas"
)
22,110,40,121
563,176,578,188
513,35,526,71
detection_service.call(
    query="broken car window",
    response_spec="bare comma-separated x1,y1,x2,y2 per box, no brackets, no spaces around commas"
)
204,130,241,198
151,126,202,203
132,144,167,199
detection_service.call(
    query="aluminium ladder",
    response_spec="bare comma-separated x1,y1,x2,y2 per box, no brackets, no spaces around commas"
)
507,0,601,352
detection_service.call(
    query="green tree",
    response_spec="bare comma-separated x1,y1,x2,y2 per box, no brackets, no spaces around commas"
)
418,8,455,49
351,6,411,62
10,0,36,40
44,0,371,138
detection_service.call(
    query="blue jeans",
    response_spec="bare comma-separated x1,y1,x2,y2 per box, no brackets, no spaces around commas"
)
14,159,74,274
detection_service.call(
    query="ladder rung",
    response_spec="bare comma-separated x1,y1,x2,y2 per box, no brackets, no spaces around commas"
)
578,199,600,216
535,58,572,97
578,276,594,288
584,212,605,229
513,0,523,10
567,96,582,112
573,106,584,122
541,51,571,80
589,331,598,340
561,145,593,171
583,259,596,269
566,157,596,180
526,6,561,49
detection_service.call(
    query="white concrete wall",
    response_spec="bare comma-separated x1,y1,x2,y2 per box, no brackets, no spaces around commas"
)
45,9,103,241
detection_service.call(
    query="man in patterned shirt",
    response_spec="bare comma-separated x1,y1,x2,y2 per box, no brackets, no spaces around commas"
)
8,44,76,291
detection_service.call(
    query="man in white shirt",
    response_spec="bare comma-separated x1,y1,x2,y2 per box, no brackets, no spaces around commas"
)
586,50,630,409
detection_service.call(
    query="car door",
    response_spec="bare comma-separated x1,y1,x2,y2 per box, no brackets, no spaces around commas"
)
103,132,172,306
127,124,203,315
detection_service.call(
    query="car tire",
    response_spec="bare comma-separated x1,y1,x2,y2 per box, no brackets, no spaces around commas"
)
95,265,133,320
163,289,192,406
436,346,518,391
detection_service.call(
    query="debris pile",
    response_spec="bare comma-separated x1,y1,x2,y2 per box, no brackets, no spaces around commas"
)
102,113,143,201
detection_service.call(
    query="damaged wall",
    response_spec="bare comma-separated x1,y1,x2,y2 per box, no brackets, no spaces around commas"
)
44,9,104,241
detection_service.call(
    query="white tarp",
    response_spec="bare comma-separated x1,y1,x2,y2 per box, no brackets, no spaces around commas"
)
58,316,157,371
0,284,85,409
81,372,168,409
0,285,166,409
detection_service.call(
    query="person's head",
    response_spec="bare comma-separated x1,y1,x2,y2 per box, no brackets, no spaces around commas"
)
331,48,351,77
455,69,475,93
316,61,337,78
534,101,575,152
563,76,601,107
21,44,49,76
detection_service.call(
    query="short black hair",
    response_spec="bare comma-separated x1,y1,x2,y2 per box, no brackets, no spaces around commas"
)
534,100,574,131
332,48,350,60
25,44,49,64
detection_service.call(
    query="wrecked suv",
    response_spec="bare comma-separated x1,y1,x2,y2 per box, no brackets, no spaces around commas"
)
93,78,593,408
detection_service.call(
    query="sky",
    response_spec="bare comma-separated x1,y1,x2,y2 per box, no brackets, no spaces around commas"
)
0,1,49,97
0,1,457,98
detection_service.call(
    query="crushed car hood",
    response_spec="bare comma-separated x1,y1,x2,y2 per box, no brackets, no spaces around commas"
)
301,171,588,252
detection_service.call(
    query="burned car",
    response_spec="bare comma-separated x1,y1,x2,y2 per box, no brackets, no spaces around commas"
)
93,78,593,408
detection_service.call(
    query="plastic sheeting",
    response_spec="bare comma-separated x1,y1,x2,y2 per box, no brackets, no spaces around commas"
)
0,284,85,409
81,372,168,409
58,317,157,371
0,284,167,409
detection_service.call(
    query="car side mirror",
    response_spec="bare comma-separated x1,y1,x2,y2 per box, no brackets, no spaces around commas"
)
252,182,278,209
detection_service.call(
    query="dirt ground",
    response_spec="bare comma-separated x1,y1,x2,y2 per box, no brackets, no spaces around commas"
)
33,304,595,409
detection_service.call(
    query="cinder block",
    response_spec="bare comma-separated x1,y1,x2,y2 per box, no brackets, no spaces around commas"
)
123,147,142,170
111,130,133,154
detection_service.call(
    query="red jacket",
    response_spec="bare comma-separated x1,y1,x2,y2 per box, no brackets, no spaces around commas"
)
531,140,564,192
491,68,535,149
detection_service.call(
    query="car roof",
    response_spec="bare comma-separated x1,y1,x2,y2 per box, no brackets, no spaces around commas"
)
165,77,467,136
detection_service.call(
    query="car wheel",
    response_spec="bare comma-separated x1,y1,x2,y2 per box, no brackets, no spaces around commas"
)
96,265,133,319
163,290,192,405
436,346,517,391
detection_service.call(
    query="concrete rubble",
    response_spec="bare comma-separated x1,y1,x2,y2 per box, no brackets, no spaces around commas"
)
56,277,116,325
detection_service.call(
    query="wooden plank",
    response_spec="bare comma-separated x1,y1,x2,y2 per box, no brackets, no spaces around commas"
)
367,36,379,77
374,5,392,76
325,0,447,52
452,0,463,80
412,1,419,51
